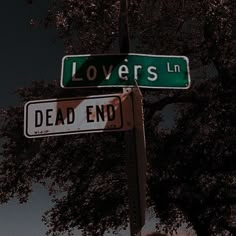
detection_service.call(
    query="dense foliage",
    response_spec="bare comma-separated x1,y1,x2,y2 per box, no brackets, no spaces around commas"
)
1,0,235,235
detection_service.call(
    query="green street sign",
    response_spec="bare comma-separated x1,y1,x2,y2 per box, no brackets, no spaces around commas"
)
61,53,191,89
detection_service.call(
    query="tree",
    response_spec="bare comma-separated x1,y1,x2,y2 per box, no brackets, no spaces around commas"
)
1,0,235,235
146,79,235,235
0,81,129,236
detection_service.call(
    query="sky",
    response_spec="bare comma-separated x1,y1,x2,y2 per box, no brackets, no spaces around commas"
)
0,1,131,236
0,0,64,108
0,1,195,236
0,1,64,235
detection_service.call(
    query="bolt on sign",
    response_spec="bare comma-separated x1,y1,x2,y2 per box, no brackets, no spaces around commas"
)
24,93,133,138
61,53,191,89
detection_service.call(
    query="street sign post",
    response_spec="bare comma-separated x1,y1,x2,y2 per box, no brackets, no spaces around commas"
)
126,87,146,236
24,93,133,138
61,53,190,89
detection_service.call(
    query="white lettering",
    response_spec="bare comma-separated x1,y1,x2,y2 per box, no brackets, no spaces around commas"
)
175,64,181,72
118,65,129,80
102,65,113,80
72,62,83,81
147,66,158,81
167,62,180,73
134,65,142,80
87,65,97,80
167,62,174,72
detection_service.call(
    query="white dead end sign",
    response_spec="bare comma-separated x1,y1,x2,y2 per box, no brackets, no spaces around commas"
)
24,93,133,138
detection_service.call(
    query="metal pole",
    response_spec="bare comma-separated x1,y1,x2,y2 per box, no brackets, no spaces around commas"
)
119,0,130,53
126,86,146,236
119,1,146,236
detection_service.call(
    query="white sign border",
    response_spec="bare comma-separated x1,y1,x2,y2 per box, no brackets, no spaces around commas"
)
24,94,126,138
60,53,191,90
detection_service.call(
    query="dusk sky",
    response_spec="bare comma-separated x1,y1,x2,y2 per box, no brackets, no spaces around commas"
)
0,1,130,235
0,1,64,235
0,0,64,108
